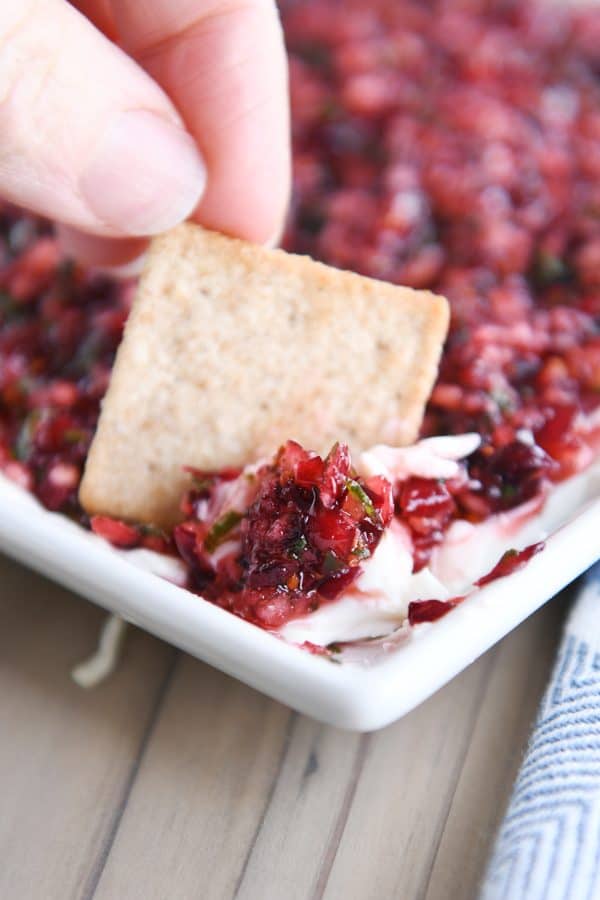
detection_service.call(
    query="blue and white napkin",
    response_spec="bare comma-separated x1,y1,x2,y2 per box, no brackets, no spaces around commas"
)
480,563,600,900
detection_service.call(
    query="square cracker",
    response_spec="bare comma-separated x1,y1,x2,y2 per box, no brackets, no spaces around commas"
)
80,224,449,526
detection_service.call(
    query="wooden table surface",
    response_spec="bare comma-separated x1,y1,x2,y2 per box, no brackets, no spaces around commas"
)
0,551,572,900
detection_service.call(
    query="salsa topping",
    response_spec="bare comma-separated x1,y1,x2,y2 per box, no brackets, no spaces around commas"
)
172,440,393,628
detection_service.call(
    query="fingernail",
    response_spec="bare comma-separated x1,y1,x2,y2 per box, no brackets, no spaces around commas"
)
95,252,147,280
80,110,206,235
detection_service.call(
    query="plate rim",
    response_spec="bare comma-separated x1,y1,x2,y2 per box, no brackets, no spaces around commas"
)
0,472,598,731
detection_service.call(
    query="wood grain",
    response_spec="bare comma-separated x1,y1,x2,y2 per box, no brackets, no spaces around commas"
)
0,551,571,900
93,656,292,900
0,554,174,900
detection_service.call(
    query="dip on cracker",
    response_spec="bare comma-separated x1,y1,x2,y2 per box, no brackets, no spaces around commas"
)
80,224,449,526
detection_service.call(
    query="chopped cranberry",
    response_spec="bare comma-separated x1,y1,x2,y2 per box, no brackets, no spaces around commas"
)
284,0,599,497
310,507,357,556
534,404,585,476
2,460,33,491
91,516,140,549
364,475,394,526
396,477,456,569
320,442,352,508
90,515,173,556
0,220,130,515
408,597,461,626
475,541,545,587
295,454,325,488
318,567,361,601
462,440,557,516
175,441,388,627
140,531,173,555
36,461,80,511
397,478,456,532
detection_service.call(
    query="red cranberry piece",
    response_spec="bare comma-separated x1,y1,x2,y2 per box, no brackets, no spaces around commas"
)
475,541,545,587
2,460,33,491
173,521,210,569
276,440,312,479
32,412,79,454
320,442,351,508
295,454,325,488
465,441,556,513
91,515,140,549
408,598,458,625
310,507,357,556
397,477,456,534
364,475,394,526
318,567,360,600
252,588,294,628
140,532,172,555
411,534,445,573
36,461,80,511
533,404,584,475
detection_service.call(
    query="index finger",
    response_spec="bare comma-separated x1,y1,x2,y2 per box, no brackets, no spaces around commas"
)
110,0,291,245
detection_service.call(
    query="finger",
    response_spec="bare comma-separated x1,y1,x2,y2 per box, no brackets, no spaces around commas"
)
56,225,147,271
0,1,206,237
110,0,291,245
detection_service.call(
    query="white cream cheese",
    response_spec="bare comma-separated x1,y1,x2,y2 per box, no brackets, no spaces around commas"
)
280,455,600,645
357,432,481,482
280,521,450,645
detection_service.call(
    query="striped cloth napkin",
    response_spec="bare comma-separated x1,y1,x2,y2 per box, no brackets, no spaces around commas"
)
480,562,600,900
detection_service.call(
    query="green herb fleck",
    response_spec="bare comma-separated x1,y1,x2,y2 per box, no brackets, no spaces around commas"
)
490,390,514,413
321,97,341,120
352,543,371,561
297,42,331,69
140,523,168,538
289,535,308,559
204,510,243,553
531,252,572,288
501,483,518,500
346,478,379,523
0,291,16,317
64,428,88,445
14,412,39,461
327,642,342,654
323,551,345,575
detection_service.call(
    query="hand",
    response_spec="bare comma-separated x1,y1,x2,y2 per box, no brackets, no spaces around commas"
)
0,1,290,268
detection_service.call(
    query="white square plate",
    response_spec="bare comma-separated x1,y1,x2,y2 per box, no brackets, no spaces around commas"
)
1,463,598,731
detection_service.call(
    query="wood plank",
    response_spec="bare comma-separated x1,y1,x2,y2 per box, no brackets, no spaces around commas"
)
423,588,571,900
320,597,568,900
0,540,570,900
234,717,366,900
92,655,292,900
92,594,567,900
0,553,174,900
319,653,498,900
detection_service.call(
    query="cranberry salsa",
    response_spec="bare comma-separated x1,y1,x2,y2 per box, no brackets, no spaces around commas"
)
1,0,599,638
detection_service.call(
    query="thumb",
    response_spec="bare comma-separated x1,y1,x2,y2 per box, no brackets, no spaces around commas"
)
0,1,206,237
